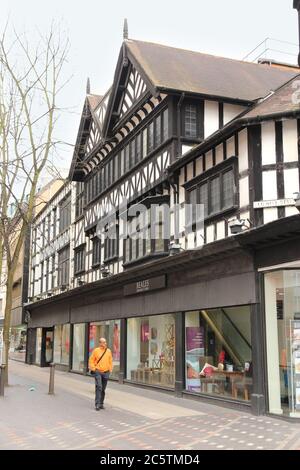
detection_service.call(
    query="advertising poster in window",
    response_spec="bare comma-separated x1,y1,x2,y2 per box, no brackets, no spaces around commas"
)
140,322,149,342
186,327,204,391
113,322,120,361
89,325,97,356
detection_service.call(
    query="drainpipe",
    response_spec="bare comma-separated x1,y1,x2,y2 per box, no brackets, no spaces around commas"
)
293,0,300,66
177,93,185,159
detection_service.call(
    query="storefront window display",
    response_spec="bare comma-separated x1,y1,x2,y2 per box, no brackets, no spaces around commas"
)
127,313,176,388
264,269,300,417
53,324,70,365
89,320,120,380
72,323,85,372
45,330,54,364
35,328,42,365
9,326,27,362
185,307,252,401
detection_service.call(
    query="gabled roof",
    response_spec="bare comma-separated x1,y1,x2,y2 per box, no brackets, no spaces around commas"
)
87,94,103,111
70,38,299,180
125,39,298,102
69,94,104,181
102,38,298,139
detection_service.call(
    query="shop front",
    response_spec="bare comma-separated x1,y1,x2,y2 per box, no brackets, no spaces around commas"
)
9,325,27,362
89,320,121,380
26,240,264,413
53,324,70,368
264,269,300,418
184,307,252,402
34,327,54,367
72,323,86,373
127,313,176,388
240,214,300,420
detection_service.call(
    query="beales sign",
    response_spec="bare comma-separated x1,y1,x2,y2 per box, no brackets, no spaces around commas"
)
253,198,295,209
124,275,166,296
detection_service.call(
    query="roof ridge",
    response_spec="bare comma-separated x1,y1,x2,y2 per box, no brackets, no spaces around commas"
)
126,38,299,73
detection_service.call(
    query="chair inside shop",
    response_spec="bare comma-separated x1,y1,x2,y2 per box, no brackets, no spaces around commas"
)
232,362,253,401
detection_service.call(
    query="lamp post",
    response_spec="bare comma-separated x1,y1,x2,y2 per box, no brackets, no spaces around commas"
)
168,241,183,256
228,217,251,235
100,265,112,278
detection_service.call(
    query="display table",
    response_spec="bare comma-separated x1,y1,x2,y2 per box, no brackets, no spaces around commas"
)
211,370,245,397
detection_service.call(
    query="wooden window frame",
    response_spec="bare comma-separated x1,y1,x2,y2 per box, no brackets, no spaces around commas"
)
185,156,238,223
74,245,86,275
92,236,101,267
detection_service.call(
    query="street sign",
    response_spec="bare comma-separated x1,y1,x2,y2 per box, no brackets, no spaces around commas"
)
253,198,295,209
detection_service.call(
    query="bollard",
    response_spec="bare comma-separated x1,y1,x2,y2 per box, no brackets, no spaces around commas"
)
48,363,55,395
0,365,6,397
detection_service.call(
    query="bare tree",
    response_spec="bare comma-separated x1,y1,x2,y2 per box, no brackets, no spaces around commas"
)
0,23,69,382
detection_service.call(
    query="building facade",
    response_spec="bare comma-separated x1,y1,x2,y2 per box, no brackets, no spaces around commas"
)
0,179,65,363
25,37,300,419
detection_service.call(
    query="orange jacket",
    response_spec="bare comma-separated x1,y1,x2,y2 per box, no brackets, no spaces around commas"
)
89,347,113,373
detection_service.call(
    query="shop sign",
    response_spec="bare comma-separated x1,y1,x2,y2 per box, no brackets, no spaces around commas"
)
124,275,166,296
253,198,295,209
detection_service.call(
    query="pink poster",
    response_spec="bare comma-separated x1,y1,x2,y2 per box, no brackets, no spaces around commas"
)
89,325,97,354
113,323,120,361
186,327,204,352
141,322,149,342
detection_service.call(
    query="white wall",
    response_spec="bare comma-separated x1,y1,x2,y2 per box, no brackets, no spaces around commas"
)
204,101,219,138
283,120,298,163
223,103,246,125
261,121,276,165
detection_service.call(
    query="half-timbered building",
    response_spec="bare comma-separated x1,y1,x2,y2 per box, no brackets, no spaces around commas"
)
25,25,300,418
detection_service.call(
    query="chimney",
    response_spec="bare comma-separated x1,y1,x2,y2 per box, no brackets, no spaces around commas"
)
294,0,300,66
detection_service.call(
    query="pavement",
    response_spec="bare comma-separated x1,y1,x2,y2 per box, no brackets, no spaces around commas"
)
0,360,300,450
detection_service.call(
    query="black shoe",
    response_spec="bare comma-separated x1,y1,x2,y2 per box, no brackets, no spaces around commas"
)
95,405,100,411
99,404,104,409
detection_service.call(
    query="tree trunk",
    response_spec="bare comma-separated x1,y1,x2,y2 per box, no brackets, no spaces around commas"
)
3,269,13,385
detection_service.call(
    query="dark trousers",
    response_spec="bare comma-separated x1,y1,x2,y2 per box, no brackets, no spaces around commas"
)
95,371,109,407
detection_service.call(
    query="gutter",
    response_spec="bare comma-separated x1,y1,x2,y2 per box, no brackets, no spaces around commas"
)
177,92,185,158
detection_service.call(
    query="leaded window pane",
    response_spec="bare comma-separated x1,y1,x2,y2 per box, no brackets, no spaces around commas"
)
223,169,234,209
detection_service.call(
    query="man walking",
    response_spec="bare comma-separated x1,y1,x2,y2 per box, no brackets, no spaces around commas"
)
89,337,113,410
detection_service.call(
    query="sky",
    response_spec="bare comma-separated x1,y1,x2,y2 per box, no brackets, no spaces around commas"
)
1,0,299,176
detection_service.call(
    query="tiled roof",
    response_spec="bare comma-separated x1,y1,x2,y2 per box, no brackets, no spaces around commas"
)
126,40,298,102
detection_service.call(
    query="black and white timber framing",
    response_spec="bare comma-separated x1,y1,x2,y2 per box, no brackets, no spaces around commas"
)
28,38,300,300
